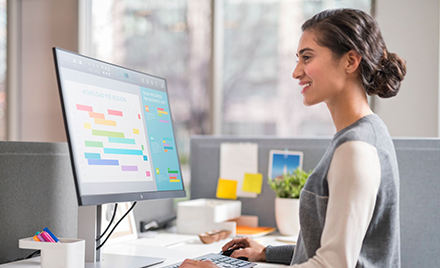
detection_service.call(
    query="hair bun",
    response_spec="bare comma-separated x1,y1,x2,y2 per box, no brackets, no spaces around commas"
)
368,50,407,98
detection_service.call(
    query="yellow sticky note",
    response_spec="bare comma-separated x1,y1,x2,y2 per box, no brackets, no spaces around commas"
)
216,178,237,200
133,129,140,134
84,123,91,129
242,173,263,194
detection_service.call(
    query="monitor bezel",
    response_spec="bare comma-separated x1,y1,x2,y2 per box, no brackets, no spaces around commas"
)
53,47,186,206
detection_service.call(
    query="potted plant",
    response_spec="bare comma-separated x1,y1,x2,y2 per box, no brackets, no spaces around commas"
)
268,167,312,236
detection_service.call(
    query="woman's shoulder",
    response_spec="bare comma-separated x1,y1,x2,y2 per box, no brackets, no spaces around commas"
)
333,114,381,148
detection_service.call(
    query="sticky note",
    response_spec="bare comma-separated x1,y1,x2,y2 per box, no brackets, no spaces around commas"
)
220,143,258,198
133,128,140,134
216,178,237,200
242,173,263,194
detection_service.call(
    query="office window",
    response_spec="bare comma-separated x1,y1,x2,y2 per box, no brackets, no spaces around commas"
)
90,0,212,163
222,0,371,136
0,0,5,140
88,0,372,148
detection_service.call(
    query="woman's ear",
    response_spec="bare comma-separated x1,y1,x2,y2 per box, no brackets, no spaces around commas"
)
345,50,362,74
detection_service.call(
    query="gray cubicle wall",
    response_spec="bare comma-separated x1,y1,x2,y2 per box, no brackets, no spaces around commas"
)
190,136,440,268
0,141,174,264
0,142,77,263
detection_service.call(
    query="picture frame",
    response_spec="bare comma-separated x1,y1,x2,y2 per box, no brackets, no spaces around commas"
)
100,202,138,246
268,150,304,179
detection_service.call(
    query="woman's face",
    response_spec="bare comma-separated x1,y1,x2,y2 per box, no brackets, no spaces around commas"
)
292,30,347,106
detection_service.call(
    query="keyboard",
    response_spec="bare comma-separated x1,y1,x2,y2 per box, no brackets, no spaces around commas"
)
162,253,257,268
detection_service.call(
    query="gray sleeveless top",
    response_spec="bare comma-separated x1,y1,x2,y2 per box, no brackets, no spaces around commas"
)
266,114,400,267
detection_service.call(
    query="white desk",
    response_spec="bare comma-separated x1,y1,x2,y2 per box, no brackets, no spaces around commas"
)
0,233,290,268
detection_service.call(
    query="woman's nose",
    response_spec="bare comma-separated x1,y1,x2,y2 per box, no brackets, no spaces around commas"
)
292,64,303,80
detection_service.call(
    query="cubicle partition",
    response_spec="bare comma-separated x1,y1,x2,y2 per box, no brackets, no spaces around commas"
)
1,138,439,267
0,142,77,263
190,136,440,268
0,141,174,264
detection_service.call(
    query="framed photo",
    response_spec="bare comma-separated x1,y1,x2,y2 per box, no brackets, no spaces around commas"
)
100,202,138,246
268,150,303,179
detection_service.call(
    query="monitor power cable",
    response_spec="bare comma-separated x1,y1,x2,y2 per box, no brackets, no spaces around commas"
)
95,203,118,242
96,202,137,251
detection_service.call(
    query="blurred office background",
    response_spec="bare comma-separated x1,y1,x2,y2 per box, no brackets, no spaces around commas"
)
1,0,439,185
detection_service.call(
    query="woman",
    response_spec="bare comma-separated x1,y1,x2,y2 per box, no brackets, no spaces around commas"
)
181,8,406,268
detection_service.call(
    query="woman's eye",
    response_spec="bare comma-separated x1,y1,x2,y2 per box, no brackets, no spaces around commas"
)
303,55,310,61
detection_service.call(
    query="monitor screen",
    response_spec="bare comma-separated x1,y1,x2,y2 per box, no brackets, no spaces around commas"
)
53,48,186,206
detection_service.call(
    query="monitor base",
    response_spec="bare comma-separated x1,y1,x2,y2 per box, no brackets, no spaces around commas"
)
85,253,165,268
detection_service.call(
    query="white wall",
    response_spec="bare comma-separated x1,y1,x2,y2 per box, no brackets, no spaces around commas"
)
7,0,77,141
374,0,439,137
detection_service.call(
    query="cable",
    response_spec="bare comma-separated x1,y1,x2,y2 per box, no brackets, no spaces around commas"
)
95,203,118,241
96,202,137,251
25,250,40,259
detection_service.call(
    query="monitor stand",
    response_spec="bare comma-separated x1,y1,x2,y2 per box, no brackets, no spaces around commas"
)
78,205,165,268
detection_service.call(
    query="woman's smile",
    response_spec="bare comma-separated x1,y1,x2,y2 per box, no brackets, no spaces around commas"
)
300,82,312,94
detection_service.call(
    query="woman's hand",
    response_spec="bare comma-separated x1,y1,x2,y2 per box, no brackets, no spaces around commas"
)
221,237,267,262
179,259,219,268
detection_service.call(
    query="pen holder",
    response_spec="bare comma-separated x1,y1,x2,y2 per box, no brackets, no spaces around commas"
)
19,237,85,268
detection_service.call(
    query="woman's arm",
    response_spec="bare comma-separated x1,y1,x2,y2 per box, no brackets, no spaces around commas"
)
291,140,381,267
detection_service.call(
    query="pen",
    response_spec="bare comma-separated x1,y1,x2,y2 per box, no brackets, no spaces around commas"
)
33,232,41,242
36,232,46,242
44,227,60,243
40,231,56,243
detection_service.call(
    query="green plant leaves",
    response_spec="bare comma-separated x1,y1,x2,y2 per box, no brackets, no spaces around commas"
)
267,167,312,199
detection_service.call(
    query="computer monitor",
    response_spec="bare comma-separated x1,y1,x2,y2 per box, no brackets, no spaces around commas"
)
53,47,186,267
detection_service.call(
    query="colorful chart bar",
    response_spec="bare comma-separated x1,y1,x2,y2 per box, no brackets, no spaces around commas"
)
84,123,92,129
77,104,93,112
164,147,173,150
169,176,177,180
170,180,180,182
163,138,173,141
95,118,117,126
143,155,148,161
103,148,143,156
108,137,135,145
163,143,170,147
92,130,124,138
108,109,123,116
146,171,151,177
89,112,105,119
85,141,103,148
84,153,101,159
157,108,164,111
133,129,140,134
88,159,119,165
168,169,178,174
159,120,170,123
141,145,144,150
121,165,138,171
157,110,168,115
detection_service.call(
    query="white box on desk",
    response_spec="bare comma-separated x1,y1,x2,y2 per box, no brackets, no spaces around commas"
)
19,237,85,268
177,199,241,235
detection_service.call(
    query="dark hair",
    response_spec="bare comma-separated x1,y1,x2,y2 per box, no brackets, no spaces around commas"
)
302,9,406,98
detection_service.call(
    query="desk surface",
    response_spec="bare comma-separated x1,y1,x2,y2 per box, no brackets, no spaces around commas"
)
1,233,291,268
